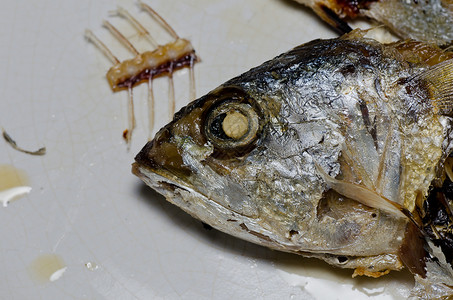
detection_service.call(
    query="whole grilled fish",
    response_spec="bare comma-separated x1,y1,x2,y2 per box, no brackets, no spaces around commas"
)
292,0,453,46
133,31,453,298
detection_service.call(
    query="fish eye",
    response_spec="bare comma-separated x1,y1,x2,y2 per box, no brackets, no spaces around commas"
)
204,92,261,155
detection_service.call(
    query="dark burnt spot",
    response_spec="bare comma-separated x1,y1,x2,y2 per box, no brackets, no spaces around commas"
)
402,175,453,277
396,76,433,120
401,78,425,100
289,230,299,238
397,77,410,86
359,48,370,58
422,177,453,266
339,64,356,76
371,213,377,218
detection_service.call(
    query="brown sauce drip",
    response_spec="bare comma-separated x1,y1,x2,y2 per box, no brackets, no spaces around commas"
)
335,0,378,17
117,52,197,90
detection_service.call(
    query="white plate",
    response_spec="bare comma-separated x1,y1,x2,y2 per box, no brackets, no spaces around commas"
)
0,0,414,299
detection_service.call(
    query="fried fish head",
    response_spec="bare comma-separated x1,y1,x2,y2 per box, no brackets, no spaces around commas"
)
133,36,453,293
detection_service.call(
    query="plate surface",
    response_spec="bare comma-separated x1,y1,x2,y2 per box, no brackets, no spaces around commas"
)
0,0,414,299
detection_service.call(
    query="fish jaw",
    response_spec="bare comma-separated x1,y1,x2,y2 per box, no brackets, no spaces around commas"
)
131,161,290,252
132,161,407,274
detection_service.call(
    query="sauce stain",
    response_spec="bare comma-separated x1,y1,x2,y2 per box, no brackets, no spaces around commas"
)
0,164,28,189
29,254,67,283
0,164,31,207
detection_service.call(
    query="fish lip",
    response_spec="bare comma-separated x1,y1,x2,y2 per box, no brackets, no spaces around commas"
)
132,161,196,193
132,161,261,219
132,139,208,206
132,161,217,218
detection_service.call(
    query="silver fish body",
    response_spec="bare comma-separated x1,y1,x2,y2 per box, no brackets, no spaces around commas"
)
133,33,453,298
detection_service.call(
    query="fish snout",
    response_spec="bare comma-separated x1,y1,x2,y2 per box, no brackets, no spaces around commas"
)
133,127,191,178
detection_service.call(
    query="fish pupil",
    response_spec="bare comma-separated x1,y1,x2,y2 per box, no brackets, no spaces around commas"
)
209,113,231,140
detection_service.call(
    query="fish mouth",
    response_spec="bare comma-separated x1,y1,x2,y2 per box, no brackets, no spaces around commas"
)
132,161,193,194
132,159,231,236
132,137,211,209
132,139,196,197
132,160,198,204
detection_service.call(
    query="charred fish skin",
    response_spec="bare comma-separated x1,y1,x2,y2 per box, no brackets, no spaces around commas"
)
133,34,453,297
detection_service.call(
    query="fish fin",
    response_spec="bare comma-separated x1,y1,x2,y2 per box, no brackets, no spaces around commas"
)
340,27,384,41
398,222,427,278
390,40,453,66
414,59,453,115
315,163,407,219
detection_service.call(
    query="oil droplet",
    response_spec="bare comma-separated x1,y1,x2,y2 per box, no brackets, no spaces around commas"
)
0,164,31,207
85,261,99,271
29,254,67,283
